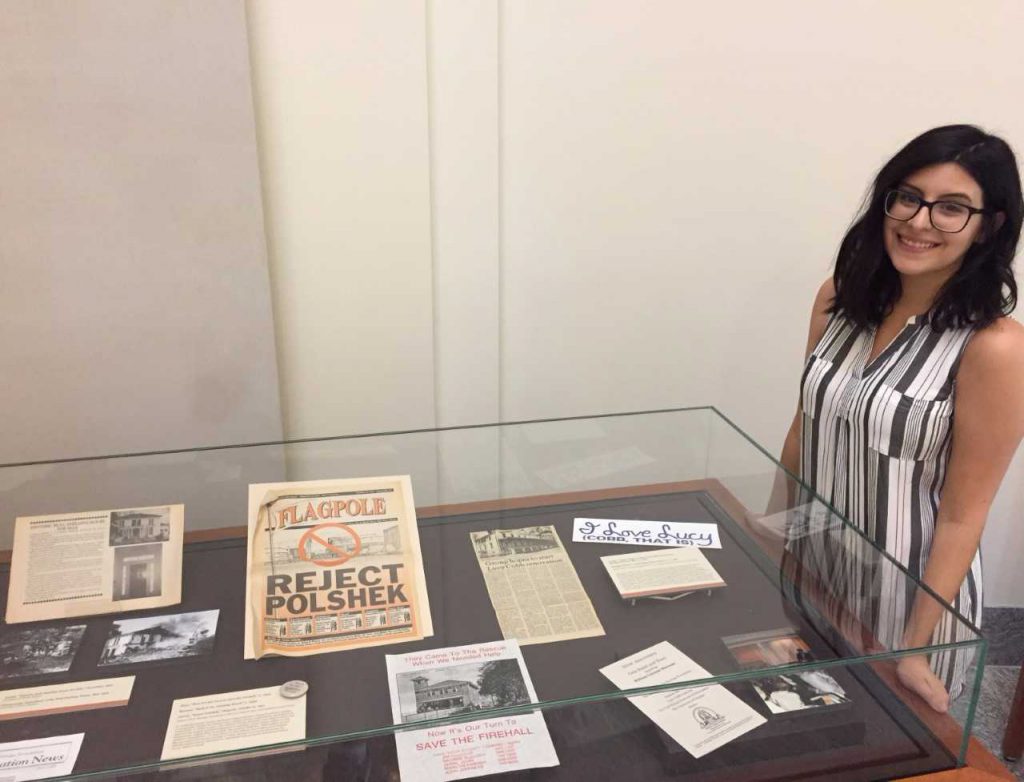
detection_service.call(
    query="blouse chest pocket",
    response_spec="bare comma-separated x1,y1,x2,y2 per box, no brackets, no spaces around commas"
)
865,385,954,462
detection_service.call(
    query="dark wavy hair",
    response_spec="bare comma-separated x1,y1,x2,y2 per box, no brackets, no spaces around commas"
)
829,125,1023,330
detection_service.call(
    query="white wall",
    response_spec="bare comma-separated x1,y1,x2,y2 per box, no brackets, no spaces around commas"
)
249,1,1024,604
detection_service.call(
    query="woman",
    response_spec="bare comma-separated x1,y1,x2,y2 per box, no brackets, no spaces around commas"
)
781,125,1024,711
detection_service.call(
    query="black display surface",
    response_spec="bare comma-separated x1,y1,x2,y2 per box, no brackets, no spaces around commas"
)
0,490,957,781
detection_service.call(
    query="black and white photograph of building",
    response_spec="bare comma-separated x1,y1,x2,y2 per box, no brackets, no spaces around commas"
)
99,610,218,666
112,542,163,601
471,526,559,559
396,658,531,723
0,624,87,679
109,507,171,546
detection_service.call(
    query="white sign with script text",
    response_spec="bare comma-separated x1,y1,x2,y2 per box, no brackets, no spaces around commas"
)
573,518,721,549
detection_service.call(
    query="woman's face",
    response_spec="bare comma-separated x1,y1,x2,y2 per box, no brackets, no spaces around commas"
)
883,162,987,284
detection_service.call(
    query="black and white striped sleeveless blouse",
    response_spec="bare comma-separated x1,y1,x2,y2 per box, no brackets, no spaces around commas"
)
798,311,981,699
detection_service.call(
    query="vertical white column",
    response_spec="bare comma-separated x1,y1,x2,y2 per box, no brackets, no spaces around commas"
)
428,0,501,428
247,1,437,441
427,1,502,504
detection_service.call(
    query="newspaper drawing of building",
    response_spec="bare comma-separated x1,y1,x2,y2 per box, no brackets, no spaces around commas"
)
472,527,558,558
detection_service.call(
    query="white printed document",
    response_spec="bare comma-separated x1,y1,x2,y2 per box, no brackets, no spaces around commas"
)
161,685,306,761
600,547,726,599
600,641,765,758
5,505,184,623
0,734,83,781
385,640,559,781
0,677,135,721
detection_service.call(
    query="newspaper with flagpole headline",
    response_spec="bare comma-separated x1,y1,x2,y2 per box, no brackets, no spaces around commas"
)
244,475,433,659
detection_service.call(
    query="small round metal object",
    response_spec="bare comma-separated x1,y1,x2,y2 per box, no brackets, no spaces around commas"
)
279,680,308,699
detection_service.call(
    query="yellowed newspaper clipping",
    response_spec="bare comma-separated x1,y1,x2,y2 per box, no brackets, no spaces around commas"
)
5,505,184,624
244,476,433,659
471,525,604,646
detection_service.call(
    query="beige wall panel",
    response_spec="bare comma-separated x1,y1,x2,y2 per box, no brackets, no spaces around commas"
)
0,0,282,466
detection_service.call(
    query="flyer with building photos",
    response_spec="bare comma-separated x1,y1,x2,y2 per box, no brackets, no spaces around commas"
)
385,639,559,782
244,475,433,659
5,505,184,624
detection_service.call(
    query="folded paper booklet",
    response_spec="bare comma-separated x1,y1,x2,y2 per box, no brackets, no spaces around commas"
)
600,641,765,759
600,547,726,600
5,505,184,624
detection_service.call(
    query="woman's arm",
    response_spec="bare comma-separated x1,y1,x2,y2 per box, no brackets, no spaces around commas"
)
898,317,1024,709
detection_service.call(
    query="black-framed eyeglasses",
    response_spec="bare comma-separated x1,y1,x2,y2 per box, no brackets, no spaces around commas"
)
883,188,989,234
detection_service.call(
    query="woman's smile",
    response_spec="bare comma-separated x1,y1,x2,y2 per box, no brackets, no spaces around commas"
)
895,232,942,253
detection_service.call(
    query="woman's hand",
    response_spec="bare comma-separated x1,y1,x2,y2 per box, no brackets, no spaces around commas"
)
896,655,950,713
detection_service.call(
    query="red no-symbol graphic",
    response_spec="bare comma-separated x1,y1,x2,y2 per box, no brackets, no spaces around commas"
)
297,523,362,567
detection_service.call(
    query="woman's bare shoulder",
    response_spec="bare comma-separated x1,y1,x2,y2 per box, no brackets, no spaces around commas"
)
954,317,1024,455
803,277,836,357
960,316,1024,388
965,316,1024,362
812,277,836,315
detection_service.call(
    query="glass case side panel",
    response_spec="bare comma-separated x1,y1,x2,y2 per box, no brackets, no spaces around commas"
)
3,650,966,781
957,638,988,765
702,410,981,659
519,659,962,782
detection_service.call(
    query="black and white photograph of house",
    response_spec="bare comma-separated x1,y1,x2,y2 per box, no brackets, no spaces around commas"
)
0,624,87,679
396,658,531,723
471,526,559,559
112,542,163,601
109,507,171,546
99,610,218,666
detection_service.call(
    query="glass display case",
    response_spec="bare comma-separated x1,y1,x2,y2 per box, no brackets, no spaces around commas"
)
0,407,986,781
